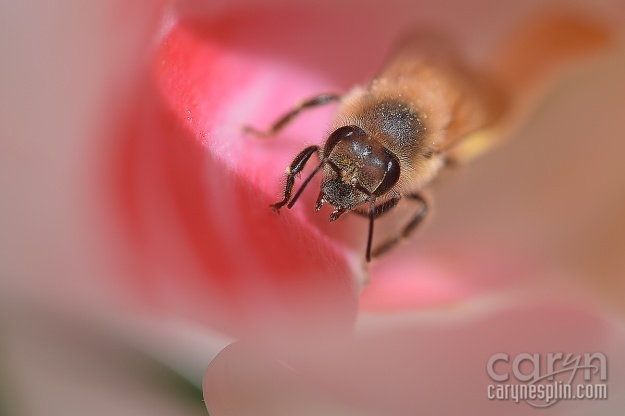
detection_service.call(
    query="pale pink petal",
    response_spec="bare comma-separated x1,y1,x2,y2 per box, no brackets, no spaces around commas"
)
204,302,625,416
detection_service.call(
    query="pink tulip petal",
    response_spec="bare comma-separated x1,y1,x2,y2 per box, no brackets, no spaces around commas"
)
113,6,616,333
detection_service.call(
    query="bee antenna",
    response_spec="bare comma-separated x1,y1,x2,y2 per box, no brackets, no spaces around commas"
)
287,161,325,209
366,200,376,262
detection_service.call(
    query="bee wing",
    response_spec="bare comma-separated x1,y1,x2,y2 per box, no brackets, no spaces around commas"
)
376,31,507,160
382,14,611,164
448,13,612,164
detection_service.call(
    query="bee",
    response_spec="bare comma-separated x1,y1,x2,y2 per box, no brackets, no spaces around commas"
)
246,34,504,262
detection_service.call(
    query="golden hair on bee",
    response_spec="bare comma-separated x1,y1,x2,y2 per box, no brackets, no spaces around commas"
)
334,33,505,197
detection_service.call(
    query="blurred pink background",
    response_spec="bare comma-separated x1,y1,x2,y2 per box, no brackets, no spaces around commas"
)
1,0,624,415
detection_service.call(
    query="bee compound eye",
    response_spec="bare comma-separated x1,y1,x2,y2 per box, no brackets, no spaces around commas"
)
323,125,367,155
373,151,401,196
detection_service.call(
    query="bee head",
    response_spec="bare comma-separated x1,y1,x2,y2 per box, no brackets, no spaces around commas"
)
318,125,400,219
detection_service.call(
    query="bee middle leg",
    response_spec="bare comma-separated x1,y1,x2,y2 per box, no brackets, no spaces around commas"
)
354,193,428,259
353,195,401,261
373,193,428,258
244,93,341,137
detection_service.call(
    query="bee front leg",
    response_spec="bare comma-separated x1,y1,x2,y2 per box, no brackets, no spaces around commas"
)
271,145,321,211
244,93,341,137
370,193,428,259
